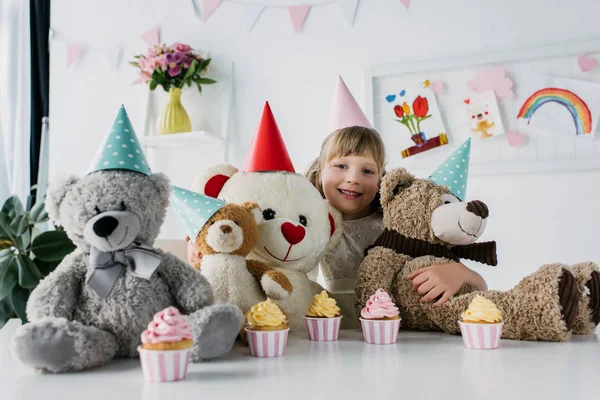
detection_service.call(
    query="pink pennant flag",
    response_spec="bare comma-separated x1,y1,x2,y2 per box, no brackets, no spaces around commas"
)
66,43,85,69
141,26,160,46
400,0,410,9
288,5,311,34
204,0,223,22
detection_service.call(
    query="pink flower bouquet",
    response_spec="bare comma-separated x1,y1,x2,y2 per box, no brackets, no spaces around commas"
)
130,42,216,92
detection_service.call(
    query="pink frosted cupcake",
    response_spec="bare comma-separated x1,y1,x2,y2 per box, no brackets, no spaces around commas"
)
137,307,193,382
359,289,401,344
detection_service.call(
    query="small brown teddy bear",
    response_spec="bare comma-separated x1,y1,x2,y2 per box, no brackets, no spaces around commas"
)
354,167,600,341
171,188,293,315
196,201,293,314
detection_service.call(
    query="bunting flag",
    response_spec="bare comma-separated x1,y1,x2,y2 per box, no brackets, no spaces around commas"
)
141,25,160,46
336,0,360,27
288,5,311,34
103,47,123,72
190,0,202,18
66,43,85,69
203,0,224,22
245,4,265,32
52,1,413,72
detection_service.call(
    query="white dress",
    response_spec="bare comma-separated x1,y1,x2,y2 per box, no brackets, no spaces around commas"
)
317,213,384,329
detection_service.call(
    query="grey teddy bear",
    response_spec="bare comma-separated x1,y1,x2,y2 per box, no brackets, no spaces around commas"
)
12,107,243,372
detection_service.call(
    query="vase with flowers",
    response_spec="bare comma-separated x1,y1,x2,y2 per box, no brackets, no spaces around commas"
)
131,42,216,135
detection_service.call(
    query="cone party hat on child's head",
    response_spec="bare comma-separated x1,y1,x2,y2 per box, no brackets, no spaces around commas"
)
327,75,373,133
88,105,151,176
243,102,295,173
170,186,226,241
428,138,471,201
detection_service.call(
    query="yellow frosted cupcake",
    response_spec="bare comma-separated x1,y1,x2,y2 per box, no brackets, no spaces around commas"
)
458,295,504,349
304,291,342,341
245,299,290,357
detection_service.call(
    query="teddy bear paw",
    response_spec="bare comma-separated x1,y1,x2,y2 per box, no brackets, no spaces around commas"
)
189,303,244,361
261,272,292,300
12,318,78,373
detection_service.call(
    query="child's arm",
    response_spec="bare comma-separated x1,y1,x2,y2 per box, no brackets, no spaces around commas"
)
407,262,487,306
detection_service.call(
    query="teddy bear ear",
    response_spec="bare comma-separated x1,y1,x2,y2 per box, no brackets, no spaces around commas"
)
324,200,344,252
242,202,262,225
191,164,238,198
45,174,80,225
379,167,415,207
149,173,171,208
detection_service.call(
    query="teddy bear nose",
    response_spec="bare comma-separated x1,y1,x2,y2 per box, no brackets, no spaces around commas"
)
281,222,306,245
220,225,232,234
93,216,119,237
466,200,489,219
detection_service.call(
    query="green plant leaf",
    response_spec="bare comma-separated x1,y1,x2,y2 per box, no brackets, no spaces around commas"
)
183,60,197,80
29,201,48,223
34,258,60,276
10,215,29,237
0,213,13,241
30,231,76,262
0,255,18,299
0,297,12,329
2,196,25,220
17,228,31,252
16,255,40,289
149,80,158,91
128,61,140,67
196,82,202,93
197,78,216,84
9,286,29,324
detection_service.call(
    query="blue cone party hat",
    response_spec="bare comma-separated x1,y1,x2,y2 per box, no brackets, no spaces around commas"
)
88,105,151,175
428,138,471,201
170,186,226,241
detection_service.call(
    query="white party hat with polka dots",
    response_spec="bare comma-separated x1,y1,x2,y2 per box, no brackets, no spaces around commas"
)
170,186,226,240
428,138,471,201
87,105,151,175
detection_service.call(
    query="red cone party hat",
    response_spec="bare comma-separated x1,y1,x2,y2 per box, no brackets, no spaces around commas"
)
243,102,295,173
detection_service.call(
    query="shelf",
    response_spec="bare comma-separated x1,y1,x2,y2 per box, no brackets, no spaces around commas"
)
140,130,224,148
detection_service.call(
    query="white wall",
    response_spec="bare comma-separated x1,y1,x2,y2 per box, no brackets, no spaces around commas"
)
50,0,600,290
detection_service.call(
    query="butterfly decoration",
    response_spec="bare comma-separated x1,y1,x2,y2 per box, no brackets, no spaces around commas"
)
385,90,406,103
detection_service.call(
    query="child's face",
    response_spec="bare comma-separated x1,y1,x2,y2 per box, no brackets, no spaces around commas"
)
321,154,379,220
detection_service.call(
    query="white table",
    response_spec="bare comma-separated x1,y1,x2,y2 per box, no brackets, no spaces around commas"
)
1,319,599,400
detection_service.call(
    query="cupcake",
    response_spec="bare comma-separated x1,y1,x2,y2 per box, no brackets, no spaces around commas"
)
304,291,342,341
137,306,193,382
458,295,503,350
244,298,289,357
359,289,401,344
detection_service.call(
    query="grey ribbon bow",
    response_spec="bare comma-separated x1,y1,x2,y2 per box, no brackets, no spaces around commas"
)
87,243,162,299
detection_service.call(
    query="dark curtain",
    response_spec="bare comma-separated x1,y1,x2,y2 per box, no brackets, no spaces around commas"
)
28,0,50,208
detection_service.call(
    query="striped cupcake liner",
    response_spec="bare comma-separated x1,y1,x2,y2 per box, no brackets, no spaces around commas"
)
458,321,503,350
137,346,192,382
359,318,401,345
304,316,342,341
244,328,289,358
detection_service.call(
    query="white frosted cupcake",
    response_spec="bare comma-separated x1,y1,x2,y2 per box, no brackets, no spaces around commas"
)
458,295,503,350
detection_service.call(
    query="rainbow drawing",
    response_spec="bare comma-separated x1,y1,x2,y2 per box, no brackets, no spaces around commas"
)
517,88,593,135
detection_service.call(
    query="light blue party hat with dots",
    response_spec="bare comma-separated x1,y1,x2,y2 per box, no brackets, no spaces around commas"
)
428,138,471,201
87,105,151,175
170,186,226,240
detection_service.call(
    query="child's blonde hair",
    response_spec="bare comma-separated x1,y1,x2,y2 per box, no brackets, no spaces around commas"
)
306,126,386,209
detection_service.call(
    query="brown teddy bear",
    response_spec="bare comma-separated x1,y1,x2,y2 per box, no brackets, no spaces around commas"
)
354,162,599,341
171,187,292,315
